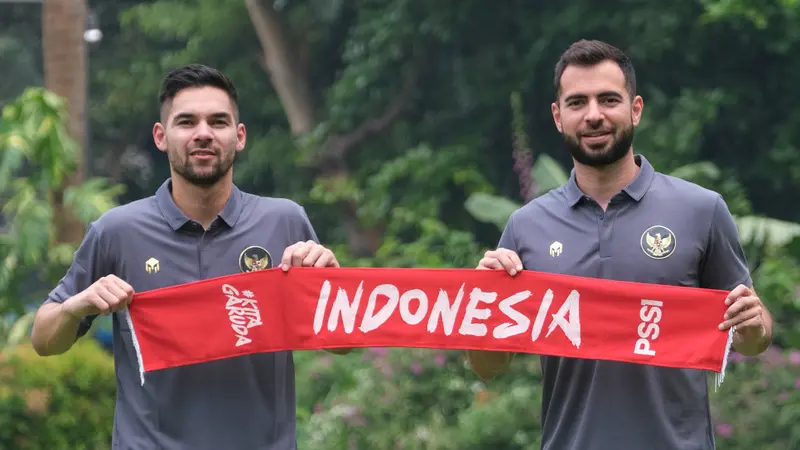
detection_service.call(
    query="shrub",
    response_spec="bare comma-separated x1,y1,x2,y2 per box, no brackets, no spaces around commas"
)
295,348,544,449
295,347,800,449
710,346,800,449
0,339,115,450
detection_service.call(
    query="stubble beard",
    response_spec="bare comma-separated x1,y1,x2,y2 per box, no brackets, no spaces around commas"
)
169,146,236,188
563,123,635,168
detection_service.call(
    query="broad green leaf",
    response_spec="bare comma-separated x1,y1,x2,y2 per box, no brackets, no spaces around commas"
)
735,215,800,248
668,161,721,182
531,154,569,196
464,192,520,231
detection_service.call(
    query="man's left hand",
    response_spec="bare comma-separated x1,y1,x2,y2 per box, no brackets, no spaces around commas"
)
281,240,339,271
719,284,770,354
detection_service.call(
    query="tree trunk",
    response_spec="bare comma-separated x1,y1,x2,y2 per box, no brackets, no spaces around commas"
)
246,0,416,257
42,0,87,244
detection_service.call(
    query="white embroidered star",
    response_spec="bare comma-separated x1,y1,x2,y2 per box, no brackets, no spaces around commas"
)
242,290,255,298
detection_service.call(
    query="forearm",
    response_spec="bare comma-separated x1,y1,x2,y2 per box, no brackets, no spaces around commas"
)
30,302,83,356
465,350,513,381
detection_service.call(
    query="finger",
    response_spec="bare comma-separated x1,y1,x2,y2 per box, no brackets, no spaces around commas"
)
292,242,314,267
496,253,518,276
87,293,112,315
477,257,503,270
313,250,338,268
302,245,325,267
281,243,301,271
725,284,752,306
724,296,759,319
110,276,135,300
97,288,126,313
313,252,330,268
105,283,131,304
508,251,524,272
719,305,762,330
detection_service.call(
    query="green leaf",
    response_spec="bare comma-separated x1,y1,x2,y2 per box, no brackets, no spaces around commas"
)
531,154,569,196
464,193,520,231
668,161,721,182
735,216,800,248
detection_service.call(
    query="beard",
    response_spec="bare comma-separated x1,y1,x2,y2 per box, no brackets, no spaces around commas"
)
169,145,236,188
563,122,635,167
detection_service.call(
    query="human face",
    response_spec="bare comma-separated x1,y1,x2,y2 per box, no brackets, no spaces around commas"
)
551,60,643,167
153,86,246,187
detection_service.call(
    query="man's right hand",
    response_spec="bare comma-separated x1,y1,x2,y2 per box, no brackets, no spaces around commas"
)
63,275,135,319
477,248,523,276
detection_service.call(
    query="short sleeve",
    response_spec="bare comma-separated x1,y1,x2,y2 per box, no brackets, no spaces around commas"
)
497,211,519,253
43,222,111,337
290,205,319,244
699,195,753,291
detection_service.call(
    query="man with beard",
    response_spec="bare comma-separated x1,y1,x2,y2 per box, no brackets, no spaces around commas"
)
466,40,772,449
30,64,348,450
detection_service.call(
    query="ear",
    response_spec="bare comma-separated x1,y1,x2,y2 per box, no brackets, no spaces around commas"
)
551,102,563,133
235,123,247,152
153,123,168,152
631,95,644,126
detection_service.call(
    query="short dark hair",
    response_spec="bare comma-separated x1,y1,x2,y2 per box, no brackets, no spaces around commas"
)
553,40,636,101
158,63,239,119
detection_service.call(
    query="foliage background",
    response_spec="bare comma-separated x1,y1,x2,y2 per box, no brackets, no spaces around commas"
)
1,0,800,448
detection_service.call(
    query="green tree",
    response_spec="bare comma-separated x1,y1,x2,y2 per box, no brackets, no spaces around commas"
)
0,87,124,348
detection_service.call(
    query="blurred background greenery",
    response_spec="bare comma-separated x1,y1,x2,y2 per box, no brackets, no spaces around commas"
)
1,0,800,448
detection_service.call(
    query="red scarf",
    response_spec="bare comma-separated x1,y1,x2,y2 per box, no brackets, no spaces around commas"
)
125,267,734,387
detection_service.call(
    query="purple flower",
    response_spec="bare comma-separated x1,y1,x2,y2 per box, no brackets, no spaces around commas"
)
369,347,389,357
716,423,733,438
779,392,790,402
410,362,423,375
434,352,447,367
795,378,800,389
728,352,745,362
789,351,800,365
758,347,785,366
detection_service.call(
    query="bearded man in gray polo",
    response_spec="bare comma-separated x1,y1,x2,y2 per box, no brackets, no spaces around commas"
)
467,40,774,450
30,64,347,450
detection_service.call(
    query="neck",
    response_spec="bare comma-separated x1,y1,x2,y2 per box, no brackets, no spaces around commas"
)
169,173,232,229
573,150,639,210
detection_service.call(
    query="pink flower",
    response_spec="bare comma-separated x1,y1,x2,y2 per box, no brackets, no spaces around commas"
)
434,352,447,367
410,362,423,375
716,423,733,438
789,351,800,365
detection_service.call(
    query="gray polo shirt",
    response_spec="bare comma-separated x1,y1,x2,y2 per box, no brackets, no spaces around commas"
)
498,154,751,450
44,179,317,450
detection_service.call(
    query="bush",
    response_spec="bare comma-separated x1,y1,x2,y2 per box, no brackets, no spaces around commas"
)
710,346,800,449
0,339,115,450
295,347,800,449
294,348,544,449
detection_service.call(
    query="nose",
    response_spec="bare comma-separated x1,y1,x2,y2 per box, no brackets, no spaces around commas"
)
192,121,213,144
584,99,604,126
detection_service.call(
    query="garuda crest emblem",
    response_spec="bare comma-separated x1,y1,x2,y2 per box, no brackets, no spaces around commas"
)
640,225,676,260
239,246,273,272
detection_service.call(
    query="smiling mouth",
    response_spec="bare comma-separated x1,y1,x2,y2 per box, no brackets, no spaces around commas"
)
582,132,611,138
189,149,216,156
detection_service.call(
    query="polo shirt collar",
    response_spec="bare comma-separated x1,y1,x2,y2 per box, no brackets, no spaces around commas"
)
155,178,244,230
564,153,656,207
